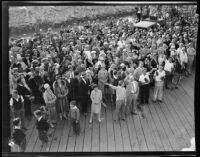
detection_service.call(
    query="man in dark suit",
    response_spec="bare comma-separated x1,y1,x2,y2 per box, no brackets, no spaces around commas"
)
64,71,74,103
79,71,91,116
16,77,33,119
71,71,80,103
28,67,45,105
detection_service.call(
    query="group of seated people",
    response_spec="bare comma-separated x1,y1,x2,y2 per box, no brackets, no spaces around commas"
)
8,8,197,151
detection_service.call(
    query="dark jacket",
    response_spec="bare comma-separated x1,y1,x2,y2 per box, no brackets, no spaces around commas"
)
12,128,26,145
79,78,90,99
36,118,50,132
71,77,80,101
65,78,74,101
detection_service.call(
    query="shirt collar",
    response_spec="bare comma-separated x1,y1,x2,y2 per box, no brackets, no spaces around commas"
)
38,116,43,121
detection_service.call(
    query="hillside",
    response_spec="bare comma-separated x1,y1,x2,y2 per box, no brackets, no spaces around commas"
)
9,6,137,36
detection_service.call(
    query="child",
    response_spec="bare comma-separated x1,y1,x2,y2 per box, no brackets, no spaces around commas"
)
9,118,26,152
34,110,50,148
69,100,80,136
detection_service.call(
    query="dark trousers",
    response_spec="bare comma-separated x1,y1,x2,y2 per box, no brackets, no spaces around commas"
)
24,97,32,116
79,96,88,114
38,131,48,143
165,71,173,88
71,119,80,135
19,138,26,152
139,84,150,104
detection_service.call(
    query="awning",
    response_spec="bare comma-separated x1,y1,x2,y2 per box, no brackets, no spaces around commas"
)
134,21,156,28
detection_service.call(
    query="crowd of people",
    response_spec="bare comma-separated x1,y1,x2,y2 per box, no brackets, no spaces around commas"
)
8,6,198,152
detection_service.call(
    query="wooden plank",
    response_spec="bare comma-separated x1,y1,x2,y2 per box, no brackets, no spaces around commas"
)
57,120,70,152
25,126,38,152
106,103,115,151
91,117,100,152
66,123,77,152
49,120,65,152
163,93,192,146
99,107,108,152
179,80,194,101
139,105,157,151
157,101,187,150
113,109,123,151
172,87,194,117
26,118,36,144
152,103,179,151
168,90,194,127
132,111,148,151
126,115,140,151
145,105,166,151
165,90,194,137
176,84,193,108
74,115,85,152
83,115,92,152
120,118,131,151
41,126,57,152
148,104,173,151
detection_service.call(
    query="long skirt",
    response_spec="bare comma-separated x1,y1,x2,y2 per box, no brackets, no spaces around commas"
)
46,104,57,123
55,97,68,115
153,81,164,101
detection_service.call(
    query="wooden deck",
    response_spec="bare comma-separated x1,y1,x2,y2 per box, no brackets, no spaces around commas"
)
22,72,195,152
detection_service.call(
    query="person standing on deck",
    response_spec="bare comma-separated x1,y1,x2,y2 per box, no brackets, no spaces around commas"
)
187,42,196,75
98,63,109,102
125,75,139,117
105,81,126,122
10,90,26,130
42,83,57,128
152,64,165,103
138,68,150,105
89,84,106,123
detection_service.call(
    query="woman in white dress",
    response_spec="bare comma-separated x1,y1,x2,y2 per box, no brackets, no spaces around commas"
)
89,84,106,123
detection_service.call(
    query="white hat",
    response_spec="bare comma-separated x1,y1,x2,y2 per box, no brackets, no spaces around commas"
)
44,83,50,89
91,51,96,54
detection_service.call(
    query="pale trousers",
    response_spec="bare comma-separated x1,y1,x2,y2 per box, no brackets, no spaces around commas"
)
114,100,125,121
126,93,137,115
